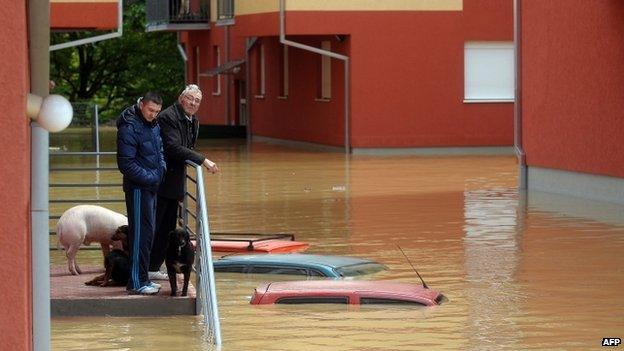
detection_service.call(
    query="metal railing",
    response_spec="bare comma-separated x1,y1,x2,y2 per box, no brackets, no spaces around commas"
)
49,153,222,345
146,0,210,25
182,161,222,346
49,151,124,228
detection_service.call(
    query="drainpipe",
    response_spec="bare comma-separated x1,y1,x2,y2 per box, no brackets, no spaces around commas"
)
245,37,257,142
514,0,527,190
50,0,123,51
30,0,51,349
177,34,188,80
224,25,231,125
279,0,350,153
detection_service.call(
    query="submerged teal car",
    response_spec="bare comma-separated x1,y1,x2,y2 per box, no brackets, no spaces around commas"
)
212,254,387,277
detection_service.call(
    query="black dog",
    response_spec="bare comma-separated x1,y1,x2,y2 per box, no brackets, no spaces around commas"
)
85,225,130,287
165,228,195,296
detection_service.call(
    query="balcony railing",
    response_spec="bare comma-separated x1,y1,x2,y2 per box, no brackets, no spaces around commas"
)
146,0,210,32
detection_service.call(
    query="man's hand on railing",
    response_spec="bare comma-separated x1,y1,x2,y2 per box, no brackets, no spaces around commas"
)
203,158,219,174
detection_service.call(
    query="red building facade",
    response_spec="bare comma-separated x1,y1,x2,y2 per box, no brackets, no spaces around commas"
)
0,2,31,348
520,0,624,203
51,0,119,30
0,1,119,349
522,0,624,178
167,0,515,151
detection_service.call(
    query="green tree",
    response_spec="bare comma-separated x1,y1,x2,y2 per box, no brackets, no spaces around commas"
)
50,2,184,122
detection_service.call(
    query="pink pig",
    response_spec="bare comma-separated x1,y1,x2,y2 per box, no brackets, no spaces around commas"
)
57,205,128,275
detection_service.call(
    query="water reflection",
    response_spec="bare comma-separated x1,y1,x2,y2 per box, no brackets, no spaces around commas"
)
463,188,522,350
50,134,624,350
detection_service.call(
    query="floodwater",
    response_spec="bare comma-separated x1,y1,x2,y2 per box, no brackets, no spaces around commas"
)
50,131,624,351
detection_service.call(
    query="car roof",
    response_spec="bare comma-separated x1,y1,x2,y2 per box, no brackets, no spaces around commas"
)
253,280,443,306
210,239,310,253
216,253,382,268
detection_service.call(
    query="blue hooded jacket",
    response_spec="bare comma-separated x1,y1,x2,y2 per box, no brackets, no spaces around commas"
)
116,103,166,193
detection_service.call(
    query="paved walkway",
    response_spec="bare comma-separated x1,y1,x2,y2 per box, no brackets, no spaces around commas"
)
51,265,197,317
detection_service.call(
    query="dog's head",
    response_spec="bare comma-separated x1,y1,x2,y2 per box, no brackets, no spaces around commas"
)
112,225,130,252
169,228,190,248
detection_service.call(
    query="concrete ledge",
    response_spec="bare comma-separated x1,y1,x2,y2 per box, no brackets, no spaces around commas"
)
51,266,196,317
252,135,345,152
252,136,514,156
528,166,624,206
527,190,624,226
52,297,196,317
352,146,514,156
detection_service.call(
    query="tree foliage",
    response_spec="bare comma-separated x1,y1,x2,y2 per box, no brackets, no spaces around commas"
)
50,2,184,122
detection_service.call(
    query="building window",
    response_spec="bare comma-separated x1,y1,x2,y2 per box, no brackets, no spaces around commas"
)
217,0,234,25
212,45,221,96
464,42,514,102
194,46,200,84
278,45,289,98
318,41,332,100
255,44,265,98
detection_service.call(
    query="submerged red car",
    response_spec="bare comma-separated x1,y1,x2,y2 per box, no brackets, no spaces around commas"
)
250,280,445,306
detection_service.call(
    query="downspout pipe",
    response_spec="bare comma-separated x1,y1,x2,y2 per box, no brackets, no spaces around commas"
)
224,26,231,125
177,34,188,89
49,0,123,51
30,0,51,349
279,0,351,153
245,37,257,142
514,0,527,190
177,42,188,62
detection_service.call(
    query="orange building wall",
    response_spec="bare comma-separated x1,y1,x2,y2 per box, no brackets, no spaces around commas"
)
187,29,230,126
50,1,118,30
190,0,514,148
346,8,512,147
0,2,32,350
248,35,347,146
522,1,624,178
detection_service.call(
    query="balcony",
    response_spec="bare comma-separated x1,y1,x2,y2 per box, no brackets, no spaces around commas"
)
146,0,210,32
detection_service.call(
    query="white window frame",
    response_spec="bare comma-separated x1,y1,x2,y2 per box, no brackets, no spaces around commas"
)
255,44,266,98
464,42,514,103
319,40,332,100
194,46,200,85
212,45,221,96
216,0,235,26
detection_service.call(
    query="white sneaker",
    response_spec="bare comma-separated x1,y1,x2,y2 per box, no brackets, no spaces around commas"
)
148,271,169,280
128,285,159,295
148,281,162,290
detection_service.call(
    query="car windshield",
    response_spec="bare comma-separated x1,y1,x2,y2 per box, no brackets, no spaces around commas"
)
335,263,386,277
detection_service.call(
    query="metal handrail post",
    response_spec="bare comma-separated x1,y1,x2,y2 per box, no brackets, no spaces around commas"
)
183,166,189,233
186,161,221,346
193,168,203,316
93,104,100,153
196,165,222,345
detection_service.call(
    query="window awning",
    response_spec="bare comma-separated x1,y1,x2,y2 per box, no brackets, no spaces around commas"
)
200,59,245,77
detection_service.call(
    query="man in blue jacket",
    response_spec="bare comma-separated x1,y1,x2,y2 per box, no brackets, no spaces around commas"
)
116,92,166,295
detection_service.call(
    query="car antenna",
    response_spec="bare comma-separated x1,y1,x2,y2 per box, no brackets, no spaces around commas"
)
396,244,429,289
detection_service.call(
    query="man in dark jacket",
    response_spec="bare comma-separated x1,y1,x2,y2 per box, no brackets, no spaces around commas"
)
148,84,219,280
116,92,166,295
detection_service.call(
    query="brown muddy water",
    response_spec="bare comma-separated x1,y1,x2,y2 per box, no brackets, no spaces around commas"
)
49,135,624,351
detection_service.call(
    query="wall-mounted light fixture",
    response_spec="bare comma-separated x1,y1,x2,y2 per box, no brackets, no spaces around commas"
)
27,93,73,132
